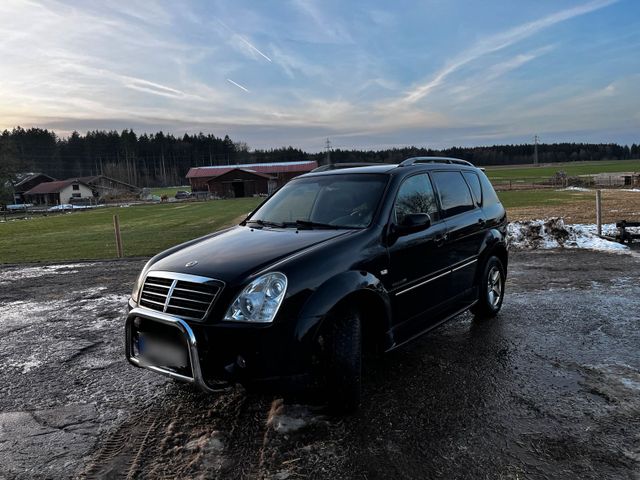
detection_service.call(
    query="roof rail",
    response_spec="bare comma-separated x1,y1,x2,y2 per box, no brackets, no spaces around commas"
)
311,162,389,172
399,156,474,167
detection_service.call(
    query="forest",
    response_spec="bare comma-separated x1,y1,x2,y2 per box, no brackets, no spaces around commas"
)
1,127,639,189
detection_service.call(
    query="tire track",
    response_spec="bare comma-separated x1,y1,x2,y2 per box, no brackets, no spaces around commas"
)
80,410,157,479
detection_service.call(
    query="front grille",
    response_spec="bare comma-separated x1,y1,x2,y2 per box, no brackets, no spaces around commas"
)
139,272,223,321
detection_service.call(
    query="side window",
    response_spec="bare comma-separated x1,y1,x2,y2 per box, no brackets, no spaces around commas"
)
394,174,439,224
432,171,475,217
478,171,501,206
462,172,482,207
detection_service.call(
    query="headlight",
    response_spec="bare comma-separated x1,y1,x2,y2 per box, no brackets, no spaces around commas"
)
131,271,145,303
223,272,288,323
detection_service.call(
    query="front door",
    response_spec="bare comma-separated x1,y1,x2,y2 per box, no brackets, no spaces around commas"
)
387,173,451,343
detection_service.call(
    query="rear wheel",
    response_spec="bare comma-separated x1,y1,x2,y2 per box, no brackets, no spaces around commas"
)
324,306,362,413
471,256,505,318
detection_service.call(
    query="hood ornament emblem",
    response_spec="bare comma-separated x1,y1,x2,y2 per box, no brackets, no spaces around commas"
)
185,260,198,268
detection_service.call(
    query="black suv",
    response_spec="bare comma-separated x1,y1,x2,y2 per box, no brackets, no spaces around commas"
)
126,157,508,411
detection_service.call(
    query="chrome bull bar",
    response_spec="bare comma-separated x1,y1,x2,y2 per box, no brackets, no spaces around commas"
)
125,307,228,393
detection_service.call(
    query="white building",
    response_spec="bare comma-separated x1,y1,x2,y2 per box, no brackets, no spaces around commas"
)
24,180,94,205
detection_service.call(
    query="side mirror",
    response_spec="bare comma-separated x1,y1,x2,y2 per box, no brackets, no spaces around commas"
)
395,213,431,236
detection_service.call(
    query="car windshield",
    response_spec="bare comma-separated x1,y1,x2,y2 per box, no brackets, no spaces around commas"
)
246,174,388,229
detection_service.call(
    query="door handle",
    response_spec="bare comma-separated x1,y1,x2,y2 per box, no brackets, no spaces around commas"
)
478,218,486,227
434,233,448,246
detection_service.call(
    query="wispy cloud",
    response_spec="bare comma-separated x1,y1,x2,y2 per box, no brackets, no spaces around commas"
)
402,0,619,104
215,19,272,62
289,0,353,44
236,36,272,62
0,0,636,150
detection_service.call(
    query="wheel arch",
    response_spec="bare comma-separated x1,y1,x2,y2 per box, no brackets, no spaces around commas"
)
476,232,508,284
294,271,393,352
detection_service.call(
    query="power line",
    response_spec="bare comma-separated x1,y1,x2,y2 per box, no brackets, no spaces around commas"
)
325,138,332,165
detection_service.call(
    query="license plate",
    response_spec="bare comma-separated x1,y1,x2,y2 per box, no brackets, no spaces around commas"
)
136,333,188,368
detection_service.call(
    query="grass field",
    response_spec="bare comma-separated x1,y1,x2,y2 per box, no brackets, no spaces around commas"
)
485,159,640,181
0,198,262,263
0,181,635,263
149,186,191,198
496,189,593,208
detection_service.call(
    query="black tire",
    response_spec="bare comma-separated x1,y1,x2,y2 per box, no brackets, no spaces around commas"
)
471,256,505,319
325,306,362,413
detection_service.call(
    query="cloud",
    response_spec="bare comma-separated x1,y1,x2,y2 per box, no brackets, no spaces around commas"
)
446,44,557,104
288,0,353,44
402,0,619,104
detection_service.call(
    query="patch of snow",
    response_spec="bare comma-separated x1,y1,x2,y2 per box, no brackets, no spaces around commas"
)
0,263,98,284
557,186,591,192
269,414,308,433
0,289,127,331
508,218,632,251
6,355,43,374
620,378,640,391
620,188,640,192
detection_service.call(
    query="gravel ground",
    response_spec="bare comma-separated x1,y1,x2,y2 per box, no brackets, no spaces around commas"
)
1,249,639,479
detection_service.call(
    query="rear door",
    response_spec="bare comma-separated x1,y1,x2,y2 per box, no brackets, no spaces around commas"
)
387,173,452,338
431,170,486,301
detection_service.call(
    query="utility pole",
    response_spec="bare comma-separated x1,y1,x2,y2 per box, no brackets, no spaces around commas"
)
533,135,539,166
325,138,332,165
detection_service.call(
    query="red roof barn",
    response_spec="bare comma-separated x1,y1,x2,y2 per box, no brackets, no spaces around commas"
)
186,161,318,197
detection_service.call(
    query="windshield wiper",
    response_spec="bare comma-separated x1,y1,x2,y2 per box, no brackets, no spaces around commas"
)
290,219,342,230
246,219,286,228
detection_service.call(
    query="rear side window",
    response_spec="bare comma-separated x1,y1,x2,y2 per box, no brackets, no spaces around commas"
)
462,172,482,206
478,171,501,206
394,174,439,224
432,171,475,217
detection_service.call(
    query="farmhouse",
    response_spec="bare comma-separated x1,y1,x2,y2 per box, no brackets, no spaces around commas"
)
12,173,56,204
23,179,94,206
76,175,141,199
186,161,318,197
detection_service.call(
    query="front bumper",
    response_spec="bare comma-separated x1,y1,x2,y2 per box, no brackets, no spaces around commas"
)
125,305,315,393
125,307,229,392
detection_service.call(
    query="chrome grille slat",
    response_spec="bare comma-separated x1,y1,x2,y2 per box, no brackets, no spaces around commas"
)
169,295,211,304
145,282,172,289
173,287,214,296
140,298,166,307
139,272,223,321
166,304,207,313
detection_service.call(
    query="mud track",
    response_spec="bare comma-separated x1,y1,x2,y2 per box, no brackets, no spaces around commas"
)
1,249,639,479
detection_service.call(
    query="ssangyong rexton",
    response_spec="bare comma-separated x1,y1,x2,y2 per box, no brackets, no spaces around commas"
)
126,157,508,412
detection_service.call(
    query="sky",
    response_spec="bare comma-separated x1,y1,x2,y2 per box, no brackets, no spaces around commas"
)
0,0,639,151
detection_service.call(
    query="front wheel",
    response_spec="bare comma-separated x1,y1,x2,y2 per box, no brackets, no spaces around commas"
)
324,306,362,413
471,256,505,318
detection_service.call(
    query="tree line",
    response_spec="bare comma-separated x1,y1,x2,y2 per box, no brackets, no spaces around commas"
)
1,127,639,192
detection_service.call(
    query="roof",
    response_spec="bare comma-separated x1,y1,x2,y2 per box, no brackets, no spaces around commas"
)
186,161,317,179
303,165,398,177
24,179,90,195
14,173,56,189
302,161,480,178
75,175,140,189
207,168,273,181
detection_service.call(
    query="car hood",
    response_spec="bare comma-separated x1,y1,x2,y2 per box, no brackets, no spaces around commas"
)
148,225,353,284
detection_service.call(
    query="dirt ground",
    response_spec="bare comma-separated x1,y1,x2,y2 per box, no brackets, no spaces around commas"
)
1,248,640,480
